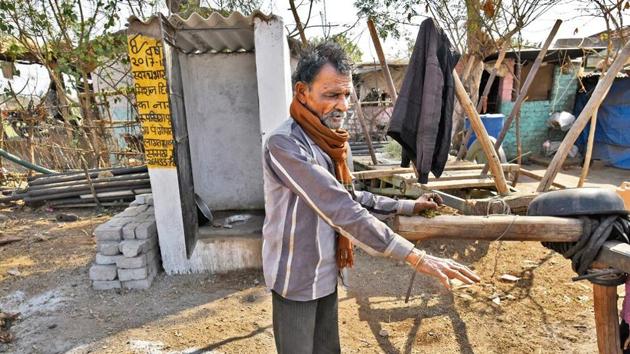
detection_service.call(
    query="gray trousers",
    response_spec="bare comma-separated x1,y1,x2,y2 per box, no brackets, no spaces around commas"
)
272,289,340,354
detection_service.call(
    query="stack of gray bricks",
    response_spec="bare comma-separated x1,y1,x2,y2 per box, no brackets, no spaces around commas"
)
89,194,161,290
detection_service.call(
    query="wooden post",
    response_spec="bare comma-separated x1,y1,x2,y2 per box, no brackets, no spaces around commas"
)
593,283,622,354
453,71,510,195
481,19,563,176
350,88,378,165
577,110,598,187
456,42,510,160
367,18,398,102
537,39,630,192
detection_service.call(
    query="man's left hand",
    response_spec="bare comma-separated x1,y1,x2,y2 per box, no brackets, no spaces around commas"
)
413,192,443,214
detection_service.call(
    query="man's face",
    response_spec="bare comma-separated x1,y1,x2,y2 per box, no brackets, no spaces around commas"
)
295,63,352,130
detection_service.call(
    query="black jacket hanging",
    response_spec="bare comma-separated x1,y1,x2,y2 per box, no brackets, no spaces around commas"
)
387,18,460,183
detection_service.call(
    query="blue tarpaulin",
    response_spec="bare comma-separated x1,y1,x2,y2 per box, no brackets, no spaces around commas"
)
575,76,630,169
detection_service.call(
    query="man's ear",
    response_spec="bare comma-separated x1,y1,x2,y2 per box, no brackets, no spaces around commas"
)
294,81,308,104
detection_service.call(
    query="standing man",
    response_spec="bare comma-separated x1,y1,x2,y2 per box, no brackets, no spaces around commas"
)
262,42,480,353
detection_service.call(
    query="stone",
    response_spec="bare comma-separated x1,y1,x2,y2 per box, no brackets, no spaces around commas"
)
122,222,139,240
122,273,156,290
0,213,9,223
118,267,148,281
95,253,123,265
93,280,121,290
96,241,121,256
94,223,122,242
134,220,157,240
119,238,156,258
89,264,117,281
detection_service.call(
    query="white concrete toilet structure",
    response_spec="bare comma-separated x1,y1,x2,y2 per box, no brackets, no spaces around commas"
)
127,12,292,274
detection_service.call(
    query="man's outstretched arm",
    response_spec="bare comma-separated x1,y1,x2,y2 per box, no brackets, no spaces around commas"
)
265,134,480,287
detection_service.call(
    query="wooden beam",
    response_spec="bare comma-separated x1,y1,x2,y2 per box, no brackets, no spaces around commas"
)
519,168,567,189
453,71,510,195
395,215,582,242
481,19,562,175
350,88,378,165
578,109,599,187
537,39,630,192
367,18,398,102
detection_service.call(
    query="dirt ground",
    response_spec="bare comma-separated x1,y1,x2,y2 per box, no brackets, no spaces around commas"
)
0,163,627,354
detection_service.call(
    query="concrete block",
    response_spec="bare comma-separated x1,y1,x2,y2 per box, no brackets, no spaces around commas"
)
108,216,135,228
118,266,148,281
93,280,122,290
96,241,121,256
95,253,124,265
116,250,153,269
129,199,142,207
94,224,122,242
119,238,156,258
135,193,153,206
119,205,149,218
135,220,157,240
122,273,155,290
89,264,117,281
122,222,139,240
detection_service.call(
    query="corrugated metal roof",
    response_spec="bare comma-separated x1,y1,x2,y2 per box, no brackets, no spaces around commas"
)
127,11,275,54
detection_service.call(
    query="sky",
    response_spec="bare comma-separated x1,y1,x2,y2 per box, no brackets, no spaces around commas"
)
1,0,628,96
266,0,630,62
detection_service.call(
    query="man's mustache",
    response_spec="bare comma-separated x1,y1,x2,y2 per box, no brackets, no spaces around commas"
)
324,110,347,119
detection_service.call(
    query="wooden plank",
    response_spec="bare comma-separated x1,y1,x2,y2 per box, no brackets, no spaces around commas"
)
595,241,630,276
394,215,583,242
453,71,510,195
537,39,630,192
482,19,563,176
519,168,567,189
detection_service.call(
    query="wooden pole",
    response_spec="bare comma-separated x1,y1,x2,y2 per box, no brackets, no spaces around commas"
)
288,0,308,46
350,88,378,165
395,215,582,242
537,39,630,192
577,110,599,187
453,71,510,195
456,42,510,160
367,18,398,102
481,20,563,176
593,282,622,354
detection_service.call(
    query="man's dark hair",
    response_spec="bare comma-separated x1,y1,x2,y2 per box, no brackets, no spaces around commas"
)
292,41,353,86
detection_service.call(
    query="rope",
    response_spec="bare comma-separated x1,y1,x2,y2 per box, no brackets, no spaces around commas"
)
542,215,630,286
